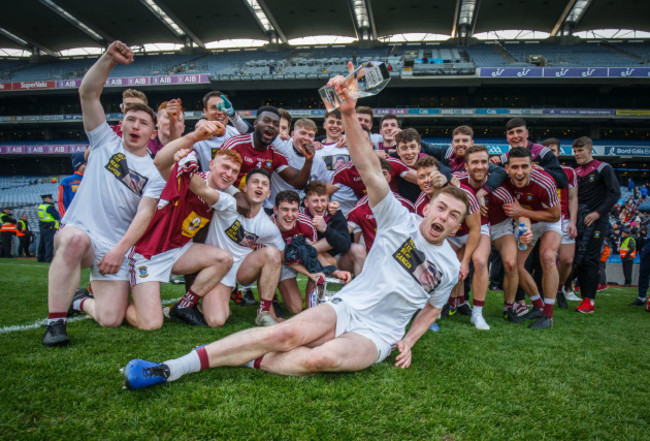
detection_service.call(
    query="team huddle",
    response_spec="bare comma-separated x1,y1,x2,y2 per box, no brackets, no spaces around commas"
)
40,42,620,389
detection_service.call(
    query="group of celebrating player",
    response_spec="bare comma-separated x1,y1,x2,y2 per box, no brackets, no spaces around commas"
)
39,41,621,389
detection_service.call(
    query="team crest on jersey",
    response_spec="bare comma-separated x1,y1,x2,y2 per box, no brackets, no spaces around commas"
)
392,238,442,294
589,174,595,182
181,211,210,238
138,266,149,278
594,231,601,239
330,297,342,304
526,194,533,201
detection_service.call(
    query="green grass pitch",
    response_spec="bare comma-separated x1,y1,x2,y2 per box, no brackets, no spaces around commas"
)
1,259,649,440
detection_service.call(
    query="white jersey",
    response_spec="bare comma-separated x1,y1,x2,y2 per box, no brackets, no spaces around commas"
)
334,193,459,345
206,192,285,264
193,125,242,171
62,122,165,247
315,142,350,180
264,138,330,210
370,133,383,148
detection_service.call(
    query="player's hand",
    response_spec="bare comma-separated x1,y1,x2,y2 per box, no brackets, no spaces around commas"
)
302,142,315,161
194,120,225,141
279,131,290,141
173,148,192,163
106,41,134,65
489,156,501,165
312,215,327,233
327,201,340,215
312,141,324,151
336,136,348,148
166,99,182,121
331,270,352,283
503,200,523,218
394,340,412,368
375,150,387,159
476,188,489,217
308,272,326,284
584,211,600,226
328,62,358,115
459,261,470,281
520,230,533,245
216,95,236,117
98,246,125,275
568,222,578,239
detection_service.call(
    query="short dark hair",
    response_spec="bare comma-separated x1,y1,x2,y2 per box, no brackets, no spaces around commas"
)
466,145,489,159
257,105,280,119
379,114,401,128
379,158,392,172
356,106,374,119
433,186,469,222
414,155,439,171
123,102,156,125
507,146,532,163
202,90,226,108
395,128,421,145
246,168,272,183
275,190,301,207
324,109,342,120
304,180,327,197
573,136,593,149
278,108,292,126
505,118,527,131
542,138,561,148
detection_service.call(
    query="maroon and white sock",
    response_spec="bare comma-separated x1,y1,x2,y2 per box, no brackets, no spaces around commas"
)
177,289,200,309
458,294,466,305
259,298,273,313
529,294,544,309
504,302,514,312
47,312,67,325
542,298,555,318
449,297,458,308
72,296,88,312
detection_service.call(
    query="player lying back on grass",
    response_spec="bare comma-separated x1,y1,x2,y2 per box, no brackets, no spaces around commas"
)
121,64,469,389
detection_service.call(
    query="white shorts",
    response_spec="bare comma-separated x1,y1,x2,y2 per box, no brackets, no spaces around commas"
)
480,224,490,237
448,234,468,248
491,219,514,242
221,258,244,288
530,220,563,247
280,264,297,281
128,242,193,286
327,300,393,364
560,218,575,245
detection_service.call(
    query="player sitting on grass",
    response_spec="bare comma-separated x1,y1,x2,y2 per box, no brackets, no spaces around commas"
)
272,190,351,314
121,65,468,389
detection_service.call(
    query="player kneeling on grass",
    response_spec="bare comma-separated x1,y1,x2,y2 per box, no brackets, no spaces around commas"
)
121,68,468,389
122,122,242,328
272,190,351,314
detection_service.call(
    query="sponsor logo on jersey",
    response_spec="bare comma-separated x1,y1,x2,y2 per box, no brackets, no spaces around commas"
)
138,266,149,278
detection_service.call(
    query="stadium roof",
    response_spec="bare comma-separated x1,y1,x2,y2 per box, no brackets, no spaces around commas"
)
0,0,649,56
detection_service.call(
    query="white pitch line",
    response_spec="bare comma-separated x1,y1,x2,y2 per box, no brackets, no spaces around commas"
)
0,297,182,335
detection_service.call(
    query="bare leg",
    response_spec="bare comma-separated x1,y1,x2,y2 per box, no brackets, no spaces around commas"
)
471,235,491,303
516,246,539,299
494,236,519,304
172,244,233,296
557,242,575,286
278,278,304,314
126,282,164,330
48,226,94,313
82,280,130,327
201,283,232,327
539,231,562,301
260,332,378,376
237,247,282,302
338,243,367,276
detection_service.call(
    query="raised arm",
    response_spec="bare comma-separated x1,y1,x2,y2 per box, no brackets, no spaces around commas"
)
331,66,388,207
278,144,315,190
79,41,134,132
154,120,225,181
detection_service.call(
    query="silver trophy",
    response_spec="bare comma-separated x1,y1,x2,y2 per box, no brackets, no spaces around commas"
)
319,61,391,112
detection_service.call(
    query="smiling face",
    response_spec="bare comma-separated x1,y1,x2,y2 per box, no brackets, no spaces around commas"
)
121,109,155,151
466,150,489,184
380,118,399,142
357,113,373,131
273,200,300,232
157,107,185,139
420,192,466,245
208,155,241,190
203,96,228,125
505,156,532,188
452,133,474,158
396,139,421,167
323,115,343,141
254,111,280,146
416,165,438,196
292,125,316,152
506,125,529,148
279,117,291,139
243,172,271,205
303,192,328,217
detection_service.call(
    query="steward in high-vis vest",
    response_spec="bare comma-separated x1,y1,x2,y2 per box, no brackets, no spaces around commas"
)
0,207,17,258
37,194,61,263
17,213,33,257
620,227,637,286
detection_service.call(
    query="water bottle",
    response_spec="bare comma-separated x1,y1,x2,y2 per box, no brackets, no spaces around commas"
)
319,61,391,111
517,222,528,251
